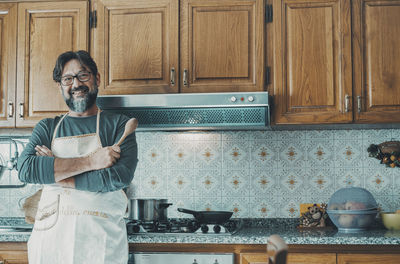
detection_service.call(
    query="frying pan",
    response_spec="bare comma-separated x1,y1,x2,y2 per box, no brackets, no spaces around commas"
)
177,208,233,224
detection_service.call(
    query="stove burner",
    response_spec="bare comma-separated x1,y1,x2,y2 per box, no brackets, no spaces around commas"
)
126,218,241,235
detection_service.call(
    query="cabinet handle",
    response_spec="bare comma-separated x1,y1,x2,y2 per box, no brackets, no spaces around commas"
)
170,67,175,86
19,103,24,119
183,69,188,86
357,95,362,113
8,101,14,118
344,94,350,113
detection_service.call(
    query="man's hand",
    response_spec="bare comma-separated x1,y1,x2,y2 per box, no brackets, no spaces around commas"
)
88,145,121,170
35,145,54,157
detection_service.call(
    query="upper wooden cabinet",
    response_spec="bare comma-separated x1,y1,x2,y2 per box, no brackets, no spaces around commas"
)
16,1,88,127
0,1,88,128
92,0,265,95
0,3,17,128
352,0,400,123
272,0,400,125
272,0,352,124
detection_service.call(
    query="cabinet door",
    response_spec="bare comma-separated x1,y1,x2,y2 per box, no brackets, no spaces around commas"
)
353,0,400,123
240,253,268,264
0,3,17,128
180,0,265,93
16,1,88,127
93,0,179,95
338,254,400,264
287,253,336,264
272,0,352,124
0,250,28,264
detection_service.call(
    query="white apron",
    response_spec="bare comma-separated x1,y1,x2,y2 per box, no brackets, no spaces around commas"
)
28,111,128,264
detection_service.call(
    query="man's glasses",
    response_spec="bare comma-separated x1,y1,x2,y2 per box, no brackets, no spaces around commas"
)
60,71,91,86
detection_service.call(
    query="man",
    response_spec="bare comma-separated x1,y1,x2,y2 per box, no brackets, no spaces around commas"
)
17,50,138,264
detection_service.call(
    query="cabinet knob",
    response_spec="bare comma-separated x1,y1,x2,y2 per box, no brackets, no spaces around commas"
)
8,101,14,118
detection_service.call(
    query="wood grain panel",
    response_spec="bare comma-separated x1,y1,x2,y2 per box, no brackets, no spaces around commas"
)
16,1,88,127
240,253,268,264
338,254,400,264
180,0,264,93
0,3,17,128
353,0,400,123
287,253,336,264
272,0,352,124
93,0,179,94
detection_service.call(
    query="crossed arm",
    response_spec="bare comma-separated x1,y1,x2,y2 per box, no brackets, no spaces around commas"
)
34,144,121,188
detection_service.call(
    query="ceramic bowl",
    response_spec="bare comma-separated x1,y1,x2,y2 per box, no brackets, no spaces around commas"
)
381,212,400,230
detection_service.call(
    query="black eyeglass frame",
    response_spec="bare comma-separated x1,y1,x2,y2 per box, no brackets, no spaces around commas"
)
60,71,92,86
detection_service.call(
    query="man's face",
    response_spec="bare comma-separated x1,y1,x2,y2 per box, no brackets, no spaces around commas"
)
59,59,100,113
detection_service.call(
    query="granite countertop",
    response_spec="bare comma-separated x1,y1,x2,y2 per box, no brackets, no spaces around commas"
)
1,218,400,245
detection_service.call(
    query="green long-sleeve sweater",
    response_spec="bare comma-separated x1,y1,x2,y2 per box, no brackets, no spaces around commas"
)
17,110,138,192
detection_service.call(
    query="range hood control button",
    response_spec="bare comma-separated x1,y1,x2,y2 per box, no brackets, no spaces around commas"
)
248,96,254,102
230,96,237,102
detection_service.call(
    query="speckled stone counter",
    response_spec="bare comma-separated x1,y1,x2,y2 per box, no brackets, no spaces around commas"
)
2,218,400,245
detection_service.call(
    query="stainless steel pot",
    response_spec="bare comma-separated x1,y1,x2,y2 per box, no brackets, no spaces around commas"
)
127,199,172,221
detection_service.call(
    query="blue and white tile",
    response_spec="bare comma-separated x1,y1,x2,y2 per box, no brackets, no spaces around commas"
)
139,169,168,198
392,196,400,212
390,129,400,140
193,169,222,198
167,197,195,218
335,167,364,189
306,130,335,140
275,130,306,141
140,141,168,169
307,167,335,196
375,196,393,212
0,193,9,217
306,139,334,167
365,166,393,196
390,170,400,196
277,140,307,168
249,196,278,218
194,197,222,211
251,130,278,140
333,130,363,140
168,131,221,142
334,139,363,167
249,168,279,197
276,195,303,218
363,129,393,143
167,141,195,169
221,169,250,197
222,141,249,170
249,139,278,169
167,169,194,197
221,131,250,141
8,196,24,217
279,167,307,193
221,196,250,218
193,140,222,169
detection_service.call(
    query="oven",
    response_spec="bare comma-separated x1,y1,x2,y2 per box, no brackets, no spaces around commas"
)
128,252,234,264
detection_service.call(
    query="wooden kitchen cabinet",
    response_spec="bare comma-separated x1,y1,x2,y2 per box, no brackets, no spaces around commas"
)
0,251,28,264
272,0,352,125
337,254,400,264
271,0,400,125
287,253,336,264
352,0,400,123
0,0,88,128
15,1,88,127
92,0,265,95
240,253,268,264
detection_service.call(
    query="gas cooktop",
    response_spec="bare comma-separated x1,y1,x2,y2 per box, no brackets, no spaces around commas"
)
126,218,243,235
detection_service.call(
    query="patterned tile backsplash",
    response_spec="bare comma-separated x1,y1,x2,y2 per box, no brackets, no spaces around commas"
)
1,129,400,219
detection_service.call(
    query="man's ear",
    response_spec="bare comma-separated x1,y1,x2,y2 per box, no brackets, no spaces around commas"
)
96,72,101,87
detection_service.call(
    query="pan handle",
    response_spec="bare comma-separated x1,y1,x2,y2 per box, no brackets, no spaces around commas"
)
177,208,198,215
158,203,173,209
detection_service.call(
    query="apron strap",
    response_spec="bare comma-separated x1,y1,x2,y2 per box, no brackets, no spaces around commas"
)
52,114,69,142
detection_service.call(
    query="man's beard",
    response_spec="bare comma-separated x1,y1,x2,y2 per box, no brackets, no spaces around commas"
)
63,84,98,113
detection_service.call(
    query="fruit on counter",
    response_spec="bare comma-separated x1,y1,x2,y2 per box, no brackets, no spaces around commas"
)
397,210,400,214
344,201,366,210
338,214,354,227
327,203,344,210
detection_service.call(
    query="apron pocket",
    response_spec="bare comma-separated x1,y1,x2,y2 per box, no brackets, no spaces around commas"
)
34,194,60,231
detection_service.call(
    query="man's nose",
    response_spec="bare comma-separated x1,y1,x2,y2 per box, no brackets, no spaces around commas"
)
71,76,84,88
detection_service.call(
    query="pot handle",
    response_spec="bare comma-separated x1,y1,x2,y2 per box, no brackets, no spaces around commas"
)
158,203,173,209
177,208,197,215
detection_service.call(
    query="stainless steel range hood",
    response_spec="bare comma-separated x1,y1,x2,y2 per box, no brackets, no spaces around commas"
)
96,92,270,131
